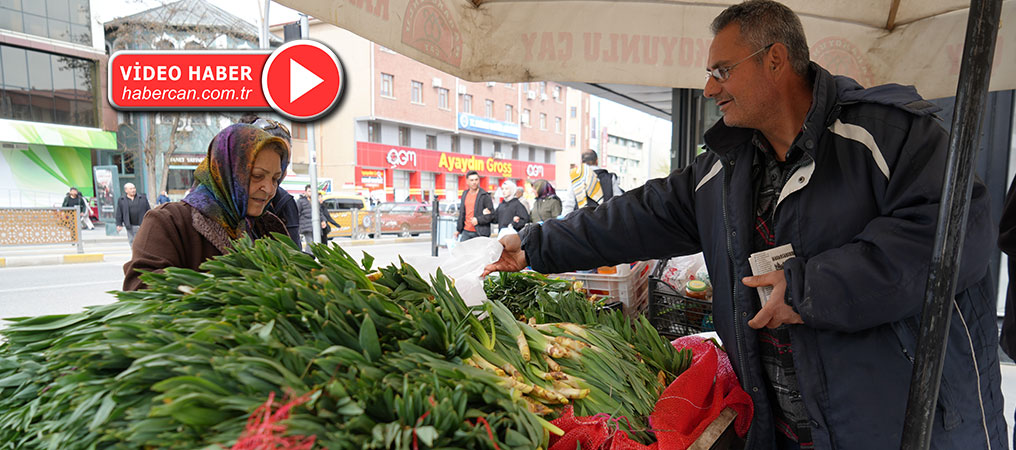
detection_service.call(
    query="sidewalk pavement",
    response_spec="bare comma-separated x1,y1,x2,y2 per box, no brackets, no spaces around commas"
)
0,226,431,268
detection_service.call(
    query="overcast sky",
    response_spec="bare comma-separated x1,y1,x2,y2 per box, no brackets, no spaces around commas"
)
91,0,303,29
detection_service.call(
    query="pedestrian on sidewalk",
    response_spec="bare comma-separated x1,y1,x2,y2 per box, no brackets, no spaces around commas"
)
62,187,94,230
319,192,341,244
296,184,314,251
115,183,149,247
122,124,290,291
156,191,171,205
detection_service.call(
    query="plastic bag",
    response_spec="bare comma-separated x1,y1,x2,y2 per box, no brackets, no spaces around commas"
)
403,237,503,306
660,254,706,290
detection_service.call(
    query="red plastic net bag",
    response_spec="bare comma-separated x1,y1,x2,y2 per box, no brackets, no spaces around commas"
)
650,336,753,449
230,391,316,450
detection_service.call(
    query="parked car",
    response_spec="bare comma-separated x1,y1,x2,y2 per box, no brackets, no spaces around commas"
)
321,193,368,239
358,201,432,238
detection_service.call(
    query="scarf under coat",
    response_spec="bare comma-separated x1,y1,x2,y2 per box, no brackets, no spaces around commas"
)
570,164,603,208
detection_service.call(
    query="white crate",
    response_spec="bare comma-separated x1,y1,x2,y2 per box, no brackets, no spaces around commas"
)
550,261,653,316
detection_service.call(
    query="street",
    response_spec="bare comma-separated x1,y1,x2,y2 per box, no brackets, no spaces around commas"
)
0,240,434,321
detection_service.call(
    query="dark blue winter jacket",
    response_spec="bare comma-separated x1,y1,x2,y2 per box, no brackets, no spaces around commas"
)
519,64,1006,450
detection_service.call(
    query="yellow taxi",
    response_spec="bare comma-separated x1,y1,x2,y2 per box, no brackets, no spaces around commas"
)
321,193,368,239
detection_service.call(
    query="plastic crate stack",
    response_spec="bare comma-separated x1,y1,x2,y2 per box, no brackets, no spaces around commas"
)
549,261,653,317
648,260,714,339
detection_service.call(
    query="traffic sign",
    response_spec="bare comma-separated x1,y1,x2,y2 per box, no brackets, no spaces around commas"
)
262,40,343,121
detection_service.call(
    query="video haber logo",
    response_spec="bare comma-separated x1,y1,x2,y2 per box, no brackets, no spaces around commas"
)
108,40,344,121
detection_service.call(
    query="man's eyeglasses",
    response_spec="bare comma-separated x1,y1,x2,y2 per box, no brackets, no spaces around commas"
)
705,43,774,83
252,118,292,142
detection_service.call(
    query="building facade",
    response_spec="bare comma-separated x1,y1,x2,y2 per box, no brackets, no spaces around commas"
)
0,0,117,208
296,20,567,204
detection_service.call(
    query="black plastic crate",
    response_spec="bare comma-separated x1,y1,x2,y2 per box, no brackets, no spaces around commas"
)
648,260,714,339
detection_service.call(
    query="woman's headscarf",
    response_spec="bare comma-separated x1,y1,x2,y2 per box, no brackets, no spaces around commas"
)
183,124,290,239
534,179,557,199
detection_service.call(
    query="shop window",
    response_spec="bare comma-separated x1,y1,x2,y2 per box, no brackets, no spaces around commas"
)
381,73,394,97
291,122,307,140
473,138,482,155
451,135,460,153
367,121,381,143
411,80,423,104
113,151,135,175
511,144,519,160
438,87,449,109
528,146,535,161
399,126,410,146
426,134,436,150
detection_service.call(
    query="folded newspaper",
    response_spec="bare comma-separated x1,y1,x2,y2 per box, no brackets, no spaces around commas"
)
748,243,795,305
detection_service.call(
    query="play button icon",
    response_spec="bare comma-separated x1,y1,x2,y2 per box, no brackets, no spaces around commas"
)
290,59,323,103
263,40,343,121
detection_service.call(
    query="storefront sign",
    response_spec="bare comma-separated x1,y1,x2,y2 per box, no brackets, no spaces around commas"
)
357,142,554,180
168,154,205,165
386,148,418,168
457,113,520,139
360,169,385,188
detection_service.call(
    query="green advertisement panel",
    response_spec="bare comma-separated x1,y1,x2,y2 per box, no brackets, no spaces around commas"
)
0,145,95,198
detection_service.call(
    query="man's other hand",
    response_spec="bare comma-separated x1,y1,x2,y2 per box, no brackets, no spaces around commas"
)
470,217,479,226
481,234,527,277
743,270,804,329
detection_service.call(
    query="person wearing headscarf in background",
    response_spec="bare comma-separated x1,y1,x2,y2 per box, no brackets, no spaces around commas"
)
494,180,530,238
122,124,290,291
238,114,301,245
529,179,562,223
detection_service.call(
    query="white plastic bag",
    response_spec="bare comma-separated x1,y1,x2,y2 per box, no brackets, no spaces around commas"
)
661,253,706,290
403,237,503,306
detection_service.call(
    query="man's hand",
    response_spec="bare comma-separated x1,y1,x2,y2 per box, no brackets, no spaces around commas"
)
116,225,122,232
481,234,527,277
321,221,326,228
453,231,459,238
470,217,479,226
742,270,804,329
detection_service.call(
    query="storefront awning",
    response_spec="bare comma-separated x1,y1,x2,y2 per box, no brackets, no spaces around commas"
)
0,118,117,150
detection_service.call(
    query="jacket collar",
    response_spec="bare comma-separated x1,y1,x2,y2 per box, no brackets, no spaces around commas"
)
704,62,839,160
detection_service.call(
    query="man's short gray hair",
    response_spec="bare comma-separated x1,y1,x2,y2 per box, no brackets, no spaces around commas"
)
710,0,810,77
124,182,135,189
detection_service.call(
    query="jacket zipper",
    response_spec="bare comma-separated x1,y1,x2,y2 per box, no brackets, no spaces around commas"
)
721,154,753,444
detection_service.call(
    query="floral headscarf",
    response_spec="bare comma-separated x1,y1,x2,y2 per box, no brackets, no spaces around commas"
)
183,124,290,239
534,179,557,199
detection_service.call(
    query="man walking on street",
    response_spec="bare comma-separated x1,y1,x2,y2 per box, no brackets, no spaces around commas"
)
115,182,150,247
296,184,314,251
484,1,1006,449
561,150,623,215
454,170,494,241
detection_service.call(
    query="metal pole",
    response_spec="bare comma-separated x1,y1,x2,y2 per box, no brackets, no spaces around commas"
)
900,1,1001,449
259,0,271,49
299,14,322,246
431,198,439,256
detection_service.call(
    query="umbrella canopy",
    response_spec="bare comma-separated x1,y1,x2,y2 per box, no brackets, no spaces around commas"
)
275,0,1014,100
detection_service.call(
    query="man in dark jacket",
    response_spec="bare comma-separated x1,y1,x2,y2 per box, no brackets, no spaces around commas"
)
296,184,314,251
115,182,150,248
483,2,1005,449
62,187,93,230
454,170,494,241
494,180,529,237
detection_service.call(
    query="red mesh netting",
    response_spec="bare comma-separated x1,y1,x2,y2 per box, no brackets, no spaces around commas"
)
230,391,316,450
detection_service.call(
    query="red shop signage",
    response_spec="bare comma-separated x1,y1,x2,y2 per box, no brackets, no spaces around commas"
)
356,142,555,180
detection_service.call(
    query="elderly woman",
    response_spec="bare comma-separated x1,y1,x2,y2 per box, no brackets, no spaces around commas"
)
122,124,290,291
